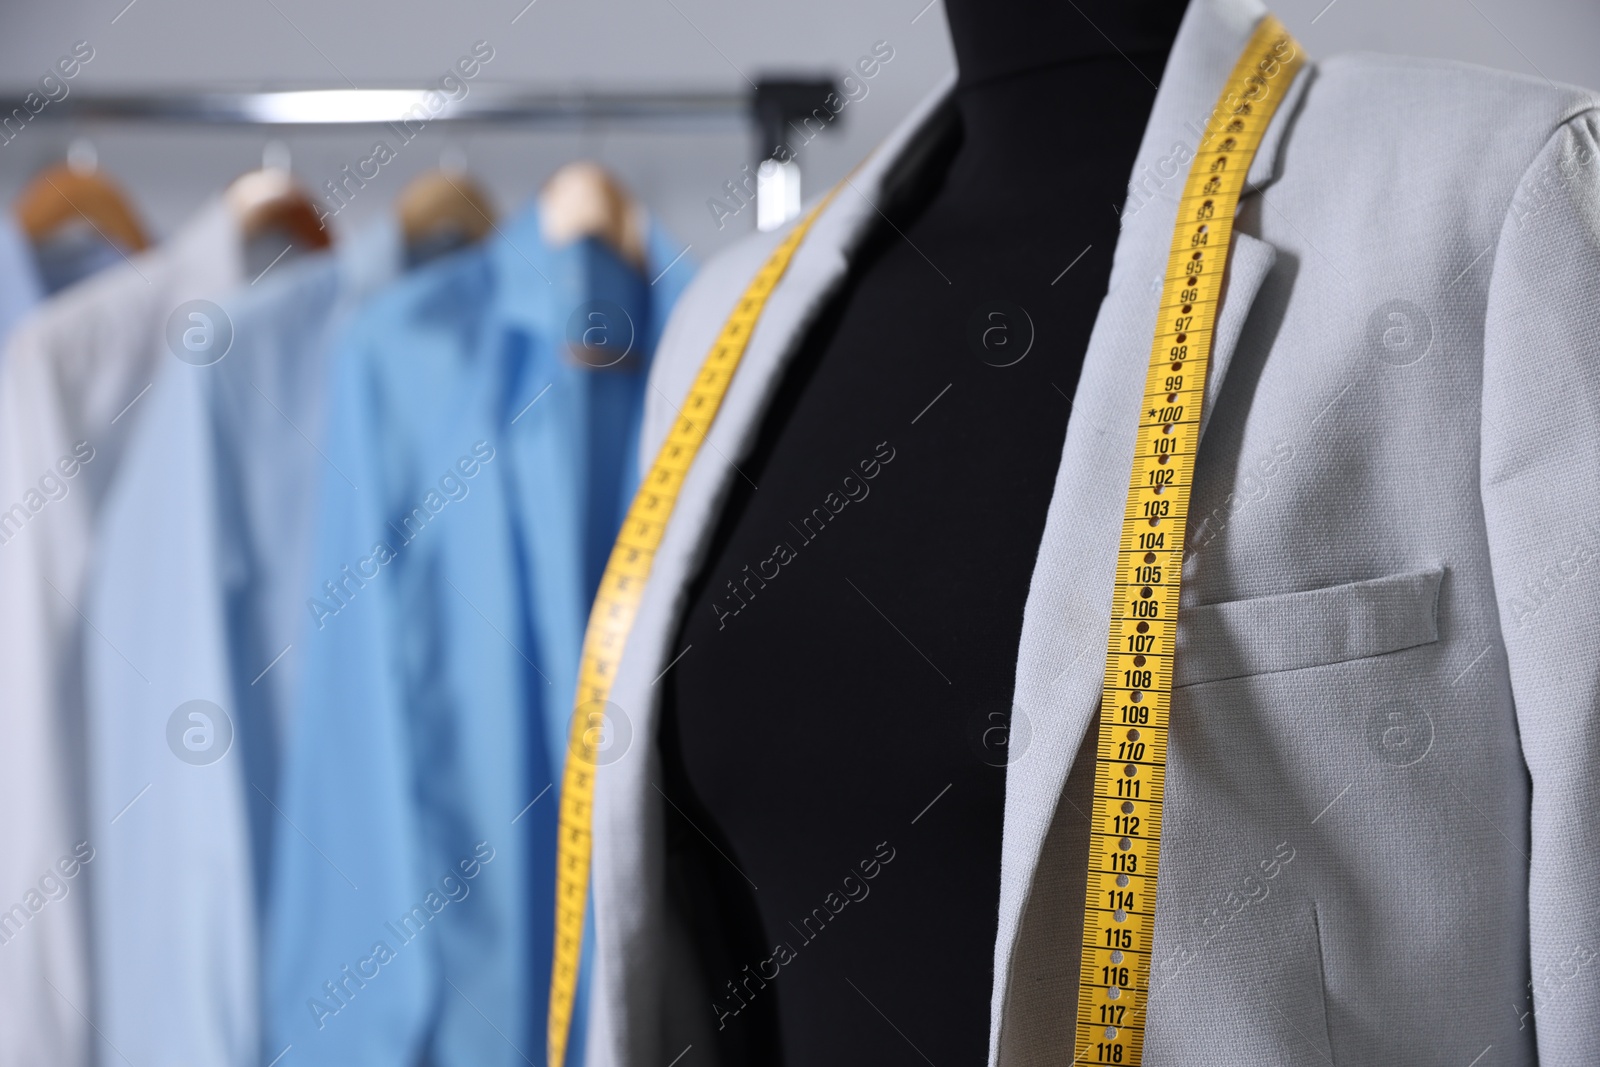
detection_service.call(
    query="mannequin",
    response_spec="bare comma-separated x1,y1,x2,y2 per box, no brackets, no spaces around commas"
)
663,1,1189,1061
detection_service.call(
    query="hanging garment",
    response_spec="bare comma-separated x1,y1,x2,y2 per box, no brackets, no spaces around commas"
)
581,1,1600,1064
0,199,242,1067
0,215,43,346
82,220,401,1067
263,204,690,1067
31,231,130,298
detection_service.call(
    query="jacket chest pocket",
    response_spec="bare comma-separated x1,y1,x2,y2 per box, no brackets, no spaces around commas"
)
1173,565,1445,688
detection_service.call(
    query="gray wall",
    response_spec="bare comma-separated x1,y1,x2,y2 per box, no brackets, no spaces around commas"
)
0,0,1596,256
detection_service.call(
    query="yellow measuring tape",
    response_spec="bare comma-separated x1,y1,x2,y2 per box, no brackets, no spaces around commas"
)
548,17,1301,1066
1073,17,1301,1066
547,189,841,1066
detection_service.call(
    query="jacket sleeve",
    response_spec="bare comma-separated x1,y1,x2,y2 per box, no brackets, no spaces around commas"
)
1481,106,1600,1065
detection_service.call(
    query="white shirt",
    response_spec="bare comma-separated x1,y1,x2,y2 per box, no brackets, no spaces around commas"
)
0,199,241,1067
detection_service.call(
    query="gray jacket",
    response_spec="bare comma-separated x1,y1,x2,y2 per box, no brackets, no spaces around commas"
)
588,0,1600,1063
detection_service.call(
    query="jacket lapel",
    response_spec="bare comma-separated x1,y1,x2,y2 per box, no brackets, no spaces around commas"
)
1200,51,1312,441
1202,230,1277,442
987,1,1311,1061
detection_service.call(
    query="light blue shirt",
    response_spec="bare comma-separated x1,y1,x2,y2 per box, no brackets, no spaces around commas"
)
31,227,127,296
83,222,401,1067
0,215,43,345
264,206,691,1067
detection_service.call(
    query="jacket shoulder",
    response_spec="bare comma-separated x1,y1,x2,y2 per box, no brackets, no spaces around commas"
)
1279,51,1600,238
1316,50,1600,143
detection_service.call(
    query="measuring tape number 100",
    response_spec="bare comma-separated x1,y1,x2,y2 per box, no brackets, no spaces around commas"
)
546,16,1302,1067
1073,16,1303,1067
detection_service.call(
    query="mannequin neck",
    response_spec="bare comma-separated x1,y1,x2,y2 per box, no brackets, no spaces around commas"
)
919,0,1188,231
944,0,1188,91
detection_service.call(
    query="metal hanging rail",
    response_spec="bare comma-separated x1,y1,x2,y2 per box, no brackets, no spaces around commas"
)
8,78,838,228
15,86,748,129
17,86,756,129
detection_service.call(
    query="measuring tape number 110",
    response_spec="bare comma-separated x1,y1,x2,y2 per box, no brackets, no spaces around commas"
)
1074,16,1302,1067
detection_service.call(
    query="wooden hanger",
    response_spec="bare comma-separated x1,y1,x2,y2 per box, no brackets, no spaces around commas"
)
538,161,647,272
14,146,149,254
226,150,331,252
396,167,496,253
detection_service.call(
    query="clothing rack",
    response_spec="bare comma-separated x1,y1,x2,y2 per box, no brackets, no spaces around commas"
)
21,78,835,133
17,78,836,228
26,87,755,128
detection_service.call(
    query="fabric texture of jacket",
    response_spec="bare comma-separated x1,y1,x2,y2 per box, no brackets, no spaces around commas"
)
587,2,1600,1064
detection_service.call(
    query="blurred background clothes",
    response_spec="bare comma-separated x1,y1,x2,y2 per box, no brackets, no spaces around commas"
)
0,216,42,343
83,220,402,1067
0,198,243,1067
262,203,689,1067
31,229,127,296
0,212,125,349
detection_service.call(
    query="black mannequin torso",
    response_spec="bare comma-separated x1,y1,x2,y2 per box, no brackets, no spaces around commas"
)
662,3,1188,1062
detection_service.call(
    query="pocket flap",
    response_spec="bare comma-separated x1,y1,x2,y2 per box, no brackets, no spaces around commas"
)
1174,565,1445,687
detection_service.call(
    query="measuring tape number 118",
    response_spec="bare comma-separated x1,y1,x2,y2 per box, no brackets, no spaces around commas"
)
1074,16,1302,1067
